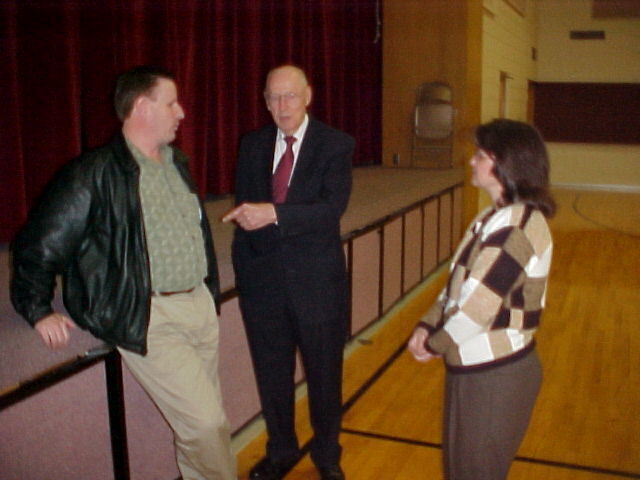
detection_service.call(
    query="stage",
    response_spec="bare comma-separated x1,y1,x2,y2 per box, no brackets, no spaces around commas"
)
0,166,464,480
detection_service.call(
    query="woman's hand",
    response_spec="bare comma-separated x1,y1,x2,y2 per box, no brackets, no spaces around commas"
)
408,326,436,363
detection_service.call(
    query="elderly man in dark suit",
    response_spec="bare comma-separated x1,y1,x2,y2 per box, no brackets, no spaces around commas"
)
223,65,354,480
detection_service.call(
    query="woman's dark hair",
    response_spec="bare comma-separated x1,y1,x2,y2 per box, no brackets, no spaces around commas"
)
114,66,175,121
475,119,556,218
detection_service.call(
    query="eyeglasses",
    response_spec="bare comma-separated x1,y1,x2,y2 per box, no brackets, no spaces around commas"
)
264,92,302,105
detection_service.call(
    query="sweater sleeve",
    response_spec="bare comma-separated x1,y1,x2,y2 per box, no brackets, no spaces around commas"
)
417,287,446,332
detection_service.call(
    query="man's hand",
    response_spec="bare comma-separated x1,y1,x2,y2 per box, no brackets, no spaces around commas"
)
222,202,277,231
407,326,436,363
34,313,76,350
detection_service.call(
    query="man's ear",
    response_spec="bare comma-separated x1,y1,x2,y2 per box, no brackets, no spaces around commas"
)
130,95,148,119
305,86,312,107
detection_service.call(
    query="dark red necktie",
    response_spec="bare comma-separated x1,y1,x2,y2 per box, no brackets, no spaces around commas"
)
272,136,296,204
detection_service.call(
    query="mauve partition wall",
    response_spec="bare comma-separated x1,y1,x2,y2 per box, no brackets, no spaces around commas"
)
123,369,180,479
423,199,439,275
346,182,464,339
0,365,114,479
218,298,261,431
403,208,424,292
350,231,381,335
438,192,454,263
381,218,404,314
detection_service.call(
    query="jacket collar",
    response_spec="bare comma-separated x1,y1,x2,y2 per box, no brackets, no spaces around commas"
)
111,131,187,173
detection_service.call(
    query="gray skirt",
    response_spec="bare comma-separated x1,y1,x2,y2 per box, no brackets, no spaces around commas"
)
443,349,542,480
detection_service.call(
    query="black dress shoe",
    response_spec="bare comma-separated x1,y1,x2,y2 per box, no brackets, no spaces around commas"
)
318,466,345,480
249,456,298,479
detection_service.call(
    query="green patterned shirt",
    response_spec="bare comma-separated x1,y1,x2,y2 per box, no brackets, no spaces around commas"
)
128,141,207,292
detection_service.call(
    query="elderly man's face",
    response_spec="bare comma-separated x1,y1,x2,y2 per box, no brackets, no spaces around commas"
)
264,68,311,136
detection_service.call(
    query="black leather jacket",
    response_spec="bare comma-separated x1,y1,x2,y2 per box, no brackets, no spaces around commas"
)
10,133,220,355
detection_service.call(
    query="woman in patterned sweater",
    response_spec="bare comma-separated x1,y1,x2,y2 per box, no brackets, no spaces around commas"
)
408,119,555,480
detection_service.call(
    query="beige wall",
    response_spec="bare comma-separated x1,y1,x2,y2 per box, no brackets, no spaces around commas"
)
477,0,539,208
480,0,640,200
383,0,639,222
481,0,538,122
536,0,640,189
536,0,640,83
547,143,640,189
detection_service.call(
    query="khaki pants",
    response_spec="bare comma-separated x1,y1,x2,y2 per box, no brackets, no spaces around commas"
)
118,284,236,480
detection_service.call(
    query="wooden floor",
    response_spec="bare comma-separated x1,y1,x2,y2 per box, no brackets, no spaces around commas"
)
234,188,640,479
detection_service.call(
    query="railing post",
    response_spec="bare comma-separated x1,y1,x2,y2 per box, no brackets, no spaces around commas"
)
104,350,130,480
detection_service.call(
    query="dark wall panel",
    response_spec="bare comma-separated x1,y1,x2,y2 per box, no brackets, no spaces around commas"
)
533,82,640,144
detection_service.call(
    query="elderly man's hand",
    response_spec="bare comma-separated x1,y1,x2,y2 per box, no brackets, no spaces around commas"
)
222,202,278,231
35,313,77,350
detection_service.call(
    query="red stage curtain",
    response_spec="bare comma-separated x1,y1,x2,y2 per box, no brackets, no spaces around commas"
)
0,0,381,243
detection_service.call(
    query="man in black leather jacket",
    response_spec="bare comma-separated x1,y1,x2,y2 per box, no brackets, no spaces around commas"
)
10,66,237,480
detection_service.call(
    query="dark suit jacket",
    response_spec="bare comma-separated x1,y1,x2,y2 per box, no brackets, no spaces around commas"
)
232,117,355,325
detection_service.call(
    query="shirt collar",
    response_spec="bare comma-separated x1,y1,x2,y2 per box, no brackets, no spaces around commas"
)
125,138,172,167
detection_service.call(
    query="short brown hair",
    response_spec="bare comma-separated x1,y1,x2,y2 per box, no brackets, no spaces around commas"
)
114,66,175,121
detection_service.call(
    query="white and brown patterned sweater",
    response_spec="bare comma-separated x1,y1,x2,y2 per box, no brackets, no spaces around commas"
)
419,203,553,372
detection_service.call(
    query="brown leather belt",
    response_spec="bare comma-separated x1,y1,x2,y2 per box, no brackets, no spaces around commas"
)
152,287,195,297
